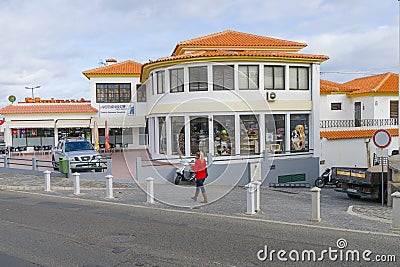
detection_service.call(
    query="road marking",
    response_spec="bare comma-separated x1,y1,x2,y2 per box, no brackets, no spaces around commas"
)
7,190,400,238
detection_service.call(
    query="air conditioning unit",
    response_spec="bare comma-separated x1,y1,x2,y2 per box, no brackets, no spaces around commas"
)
266,91,277,101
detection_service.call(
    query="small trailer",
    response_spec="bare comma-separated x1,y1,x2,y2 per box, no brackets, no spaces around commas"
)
333,166,387,202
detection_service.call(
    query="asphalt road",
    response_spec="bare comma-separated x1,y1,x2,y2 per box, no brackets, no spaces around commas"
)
0,190,399,267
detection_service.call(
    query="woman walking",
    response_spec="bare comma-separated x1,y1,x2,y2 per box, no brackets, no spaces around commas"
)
191,151,208,203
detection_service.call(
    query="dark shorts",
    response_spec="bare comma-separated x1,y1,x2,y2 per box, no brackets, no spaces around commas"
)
196,178,205,187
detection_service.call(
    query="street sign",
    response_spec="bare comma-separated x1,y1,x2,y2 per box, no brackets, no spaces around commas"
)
372,129,392,149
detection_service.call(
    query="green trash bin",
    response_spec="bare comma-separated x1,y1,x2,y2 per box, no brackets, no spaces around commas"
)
59,157,69,174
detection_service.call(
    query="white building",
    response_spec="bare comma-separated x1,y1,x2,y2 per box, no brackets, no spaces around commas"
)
320,72,399,172
140,30,328,183
82,58,147,149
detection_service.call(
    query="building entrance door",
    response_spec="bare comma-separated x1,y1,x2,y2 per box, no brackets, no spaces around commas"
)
354,102,361,127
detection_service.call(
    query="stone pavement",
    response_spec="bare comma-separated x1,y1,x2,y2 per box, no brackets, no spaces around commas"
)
0,172,397,234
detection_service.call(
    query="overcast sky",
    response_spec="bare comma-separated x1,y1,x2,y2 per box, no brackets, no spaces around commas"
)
0,0,399,107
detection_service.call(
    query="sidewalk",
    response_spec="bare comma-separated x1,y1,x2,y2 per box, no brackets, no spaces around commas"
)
0,172,397,234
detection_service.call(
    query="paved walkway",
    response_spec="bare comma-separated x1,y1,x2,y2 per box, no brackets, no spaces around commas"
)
0,172,398,235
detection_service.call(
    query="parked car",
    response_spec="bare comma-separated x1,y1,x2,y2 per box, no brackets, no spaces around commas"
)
52,138,102,172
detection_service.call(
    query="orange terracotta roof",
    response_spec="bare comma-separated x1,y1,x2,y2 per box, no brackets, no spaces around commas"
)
0,103,98,114
320,79,355,93
173,30,307,55
321,128,398,140
345,72,399,95
83,60,142,78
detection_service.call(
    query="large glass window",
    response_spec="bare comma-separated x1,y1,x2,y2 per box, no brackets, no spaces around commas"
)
264,66,285,90
171,117,185,155
239,65,259,90
138,127,147,145
290,114,309,152
189,66,208,91
11,128,55,147
289,67,309,90
170,68,184,93
213,65,234,90
136,84,146,102
96,83,131,103
265,114,285,154
158,117,166,154
156,71,165,94
190,117,209,156
213,115,235,156
240,115,259,155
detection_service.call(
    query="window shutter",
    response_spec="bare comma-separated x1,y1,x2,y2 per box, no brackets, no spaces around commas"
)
264,66,273,89
275,66,285,89
298,68,309,90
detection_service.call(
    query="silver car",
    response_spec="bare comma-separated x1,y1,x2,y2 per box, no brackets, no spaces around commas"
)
52,138,102,172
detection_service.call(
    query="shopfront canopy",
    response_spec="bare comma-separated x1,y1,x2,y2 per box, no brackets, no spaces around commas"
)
92,116,145,128
8,120,55,128
56,119,91,128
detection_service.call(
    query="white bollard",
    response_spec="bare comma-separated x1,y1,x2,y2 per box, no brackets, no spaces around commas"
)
44,170,51,192
146,177,155,204
245,183,256,215
311,187,321,222
391,191,400,230
105,174,113,199
252,181,261,213
73,172,80,195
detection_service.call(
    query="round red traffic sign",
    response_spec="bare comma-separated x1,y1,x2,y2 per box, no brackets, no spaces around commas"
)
372,129,392,149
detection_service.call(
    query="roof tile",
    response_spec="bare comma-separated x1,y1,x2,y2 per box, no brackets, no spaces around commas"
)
0,104,98,114
345,72,398,95
83,60,142,78
173,30,307,55
321,128,398,140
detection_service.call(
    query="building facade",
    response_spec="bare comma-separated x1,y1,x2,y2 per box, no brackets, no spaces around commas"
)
139,30,328,183
82,59,147,149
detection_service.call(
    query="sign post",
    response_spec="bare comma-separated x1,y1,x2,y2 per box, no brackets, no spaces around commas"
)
372,129,392,206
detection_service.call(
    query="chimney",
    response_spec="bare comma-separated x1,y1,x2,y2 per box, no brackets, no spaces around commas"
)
105,58,117,65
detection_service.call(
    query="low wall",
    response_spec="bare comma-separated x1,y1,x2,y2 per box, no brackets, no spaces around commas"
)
136,155,319,186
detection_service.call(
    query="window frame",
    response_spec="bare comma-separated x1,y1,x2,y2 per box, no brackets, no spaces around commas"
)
96,83,131,103
156,71,165,94
189,66,208,92
238,65,259,90
289,66,309,90
264,65,285,90
136,84,147,102
330,102,342,111
170,68,184,93
213,65,234,90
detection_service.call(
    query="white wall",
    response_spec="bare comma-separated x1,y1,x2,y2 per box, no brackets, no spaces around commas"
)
320,93,353,120
320,136,399,174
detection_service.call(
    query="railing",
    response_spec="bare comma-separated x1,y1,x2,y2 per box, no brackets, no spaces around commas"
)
320,118,398,129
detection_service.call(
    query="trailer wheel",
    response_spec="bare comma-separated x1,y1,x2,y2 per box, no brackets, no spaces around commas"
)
347,194,361,199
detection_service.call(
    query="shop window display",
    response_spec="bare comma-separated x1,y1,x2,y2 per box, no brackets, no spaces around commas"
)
240,115,259,155
171,116,185,155
265,114,285,154
213,115,235,156
290,114,309,152
190,117,209,156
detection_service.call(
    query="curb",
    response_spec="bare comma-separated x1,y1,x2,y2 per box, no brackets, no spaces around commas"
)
346,205,391,224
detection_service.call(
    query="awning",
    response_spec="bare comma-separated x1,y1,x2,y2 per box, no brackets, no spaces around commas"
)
56,119,91,128
91,116,146,128
8,120,55,128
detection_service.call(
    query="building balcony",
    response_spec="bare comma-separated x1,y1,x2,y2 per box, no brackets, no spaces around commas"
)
320,118,398,129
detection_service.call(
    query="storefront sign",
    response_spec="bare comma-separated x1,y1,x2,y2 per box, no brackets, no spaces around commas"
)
0,117,5,126
99,104,135,116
